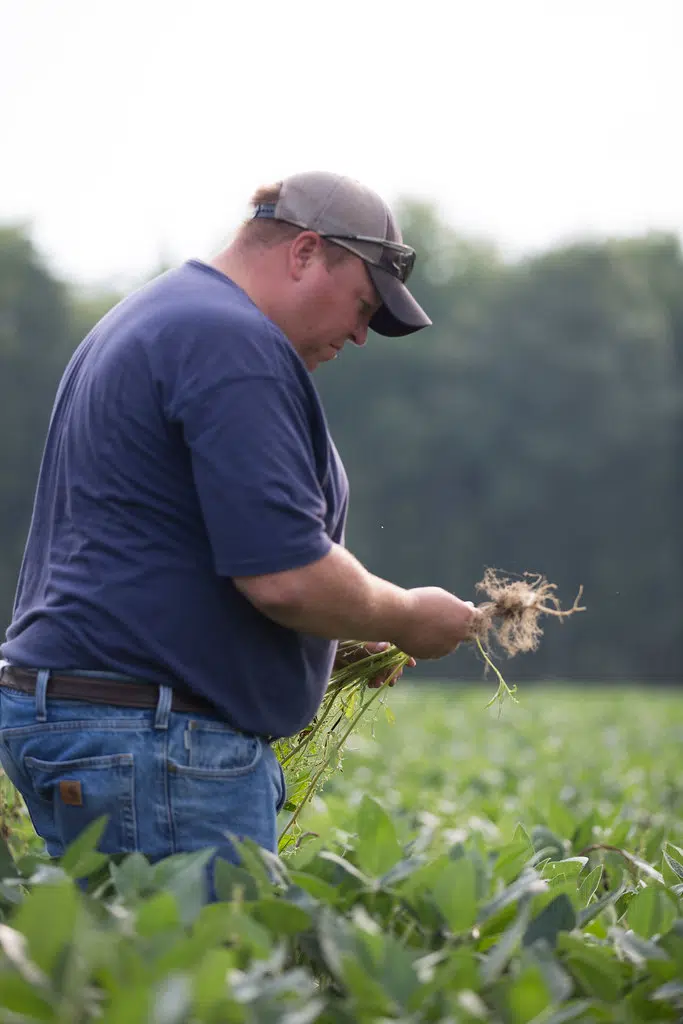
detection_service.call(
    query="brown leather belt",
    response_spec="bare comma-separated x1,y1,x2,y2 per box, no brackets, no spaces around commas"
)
0,664,224,719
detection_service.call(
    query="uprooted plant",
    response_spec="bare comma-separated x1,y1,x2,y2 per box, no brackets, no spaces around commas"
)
471,568,585,708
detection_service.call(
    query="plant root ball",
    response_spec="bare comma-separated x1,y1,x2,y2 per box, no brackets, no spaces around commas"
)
470,568,585,657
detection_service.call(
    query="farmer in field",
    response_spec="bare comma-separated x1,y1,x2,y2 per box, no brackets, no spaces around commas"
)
0,172,478,879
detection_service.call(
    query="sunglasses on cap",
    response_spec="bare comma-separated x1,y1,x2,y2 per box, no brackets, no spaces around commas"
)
318,234,416,284
252,204,416,284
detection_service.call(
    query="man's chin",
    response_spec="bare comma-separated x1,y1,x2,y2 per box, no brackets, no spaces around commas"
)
306,346,342,371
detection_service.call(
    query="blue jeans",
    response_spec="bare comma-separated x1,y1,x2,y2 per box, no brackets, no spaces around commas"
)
0,670,286,890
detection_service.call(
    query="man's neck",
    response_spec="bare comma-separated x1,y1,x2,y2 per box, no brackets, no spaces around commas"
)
209,247,303,356
209,248,275,320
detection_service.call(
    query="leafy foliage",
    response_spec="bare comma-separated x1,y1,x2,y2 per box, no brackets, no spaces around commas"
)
0,686,682,1021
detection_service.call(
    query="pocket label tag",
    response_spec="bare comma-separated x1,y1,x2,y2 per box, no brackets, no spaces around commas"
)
59,780,83,806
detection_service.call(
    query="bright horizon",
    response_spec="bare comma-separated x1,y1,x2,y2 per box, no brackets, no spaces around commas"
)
2,0,681,290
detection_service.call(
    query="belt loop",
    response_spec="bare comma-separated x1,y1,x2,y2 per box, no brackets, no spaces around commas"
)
35,669,50,723
154,684,173,731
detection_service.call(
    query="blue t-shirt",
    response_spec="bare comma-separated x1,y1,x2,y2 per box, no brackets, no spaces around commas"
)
2,260,349,738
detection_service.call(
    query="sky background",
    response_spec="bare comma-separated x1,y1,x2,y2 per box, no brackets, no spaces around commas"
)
2,0,681,289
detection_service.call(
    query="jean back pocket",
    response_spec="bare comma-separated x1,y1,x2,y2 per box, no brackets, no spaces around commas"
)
23,752,137,857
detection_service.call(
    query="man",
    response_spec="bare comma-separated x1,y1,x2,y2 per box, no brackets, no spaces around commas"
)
0,172,479,880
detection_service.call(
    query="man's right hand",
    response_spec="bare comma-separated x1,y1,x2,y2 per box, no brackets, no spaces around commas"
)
393,587,481,660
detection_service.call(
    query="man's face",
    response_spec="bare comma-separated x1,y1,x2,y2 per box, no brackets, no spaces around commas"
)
288,246,382,371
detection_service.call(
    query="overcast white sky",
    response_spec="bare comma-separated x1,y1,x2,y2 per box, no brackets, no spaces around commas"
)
2,0,681,288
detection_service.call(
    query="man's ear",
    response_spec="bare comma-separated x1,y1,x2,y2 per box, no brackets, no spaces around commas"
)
288,231,323,281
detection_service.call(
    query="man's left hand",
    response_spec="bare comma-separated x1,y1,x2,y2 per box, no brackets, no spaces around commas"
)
334,641,417,688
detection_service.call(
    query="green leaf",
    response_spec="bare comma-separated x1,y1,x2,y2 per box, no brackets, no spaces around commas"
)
611,926,669,965
576,884,626,927
627,885,677,939
652,980,683,1006
228,836,277,897
288,870,339,905
340,952,396,1018
136,890,181,938
412,947,478,1006
481,897,532,984
643,826,669,866
524,893,576,948
571,813,598,854
0,831,19,879
99,984,151,1024
192,948,239,1017
151,849,215,925
494,838,534,884
541,800,577,845
523,939,574,1003
577,864,602,905
560,935,626,1001
252,898,312,935
536,1002,601,1024
354,796,402,877
11,878,79,974
111,852,155,901
191,903,244,950
478,869,546,924
659,923,683,972
428,855,478,933
222,907,274,959
15,853,47,880
531,825,566,861
213,858,260,903
152,972,192,1024
566,956,623,1002
513,823,532,845
317,851,371,889
541,857,588,882
0,879,24,907
316,905,358,985
0,973,54,1019
379,855,428,888
373,933,423,1011
665,842,683,864
397,853,449,899
625,852,665,885
505,964,552,1023
663,846,683,885
59,815,109,877
607,821,633,848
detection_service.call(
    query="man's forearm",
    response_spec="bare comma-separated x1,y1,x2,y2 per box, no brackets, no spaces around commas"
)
233,544,410,642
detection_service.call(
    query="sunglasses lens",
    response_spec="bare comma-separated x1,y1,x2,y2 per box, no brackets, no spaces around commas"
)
322,234,416,283
402,250,416,282
382,247,415,283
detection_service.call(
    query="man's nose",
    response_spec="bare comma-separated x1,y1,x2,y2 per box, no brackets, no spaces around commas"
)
349,324,369,347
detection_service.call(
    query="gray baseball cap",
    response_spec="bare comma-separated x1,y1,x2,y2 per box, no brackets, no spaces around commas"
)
252,171,432,337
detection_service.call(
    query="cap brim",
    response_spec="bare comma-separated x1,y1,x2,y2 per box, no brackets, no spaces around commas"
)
367,266,432,337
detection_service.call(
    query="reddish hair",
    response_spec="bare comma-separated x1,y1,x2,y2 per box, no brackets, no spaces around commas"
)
236,182,350,267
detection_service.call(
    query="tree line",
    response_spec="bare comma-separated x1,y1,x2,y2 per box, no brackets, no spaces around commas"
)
1,207,681,682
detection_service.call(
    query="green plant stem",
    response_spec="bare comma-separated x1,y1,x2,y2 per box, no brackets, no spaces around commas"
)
278,695,341,769
279,658,407,845
278,647,407,769
476,637,519,710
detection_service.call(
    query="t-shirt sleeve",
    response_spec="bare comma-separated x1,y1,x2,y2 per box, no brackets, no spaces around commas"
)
172,369,333,577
